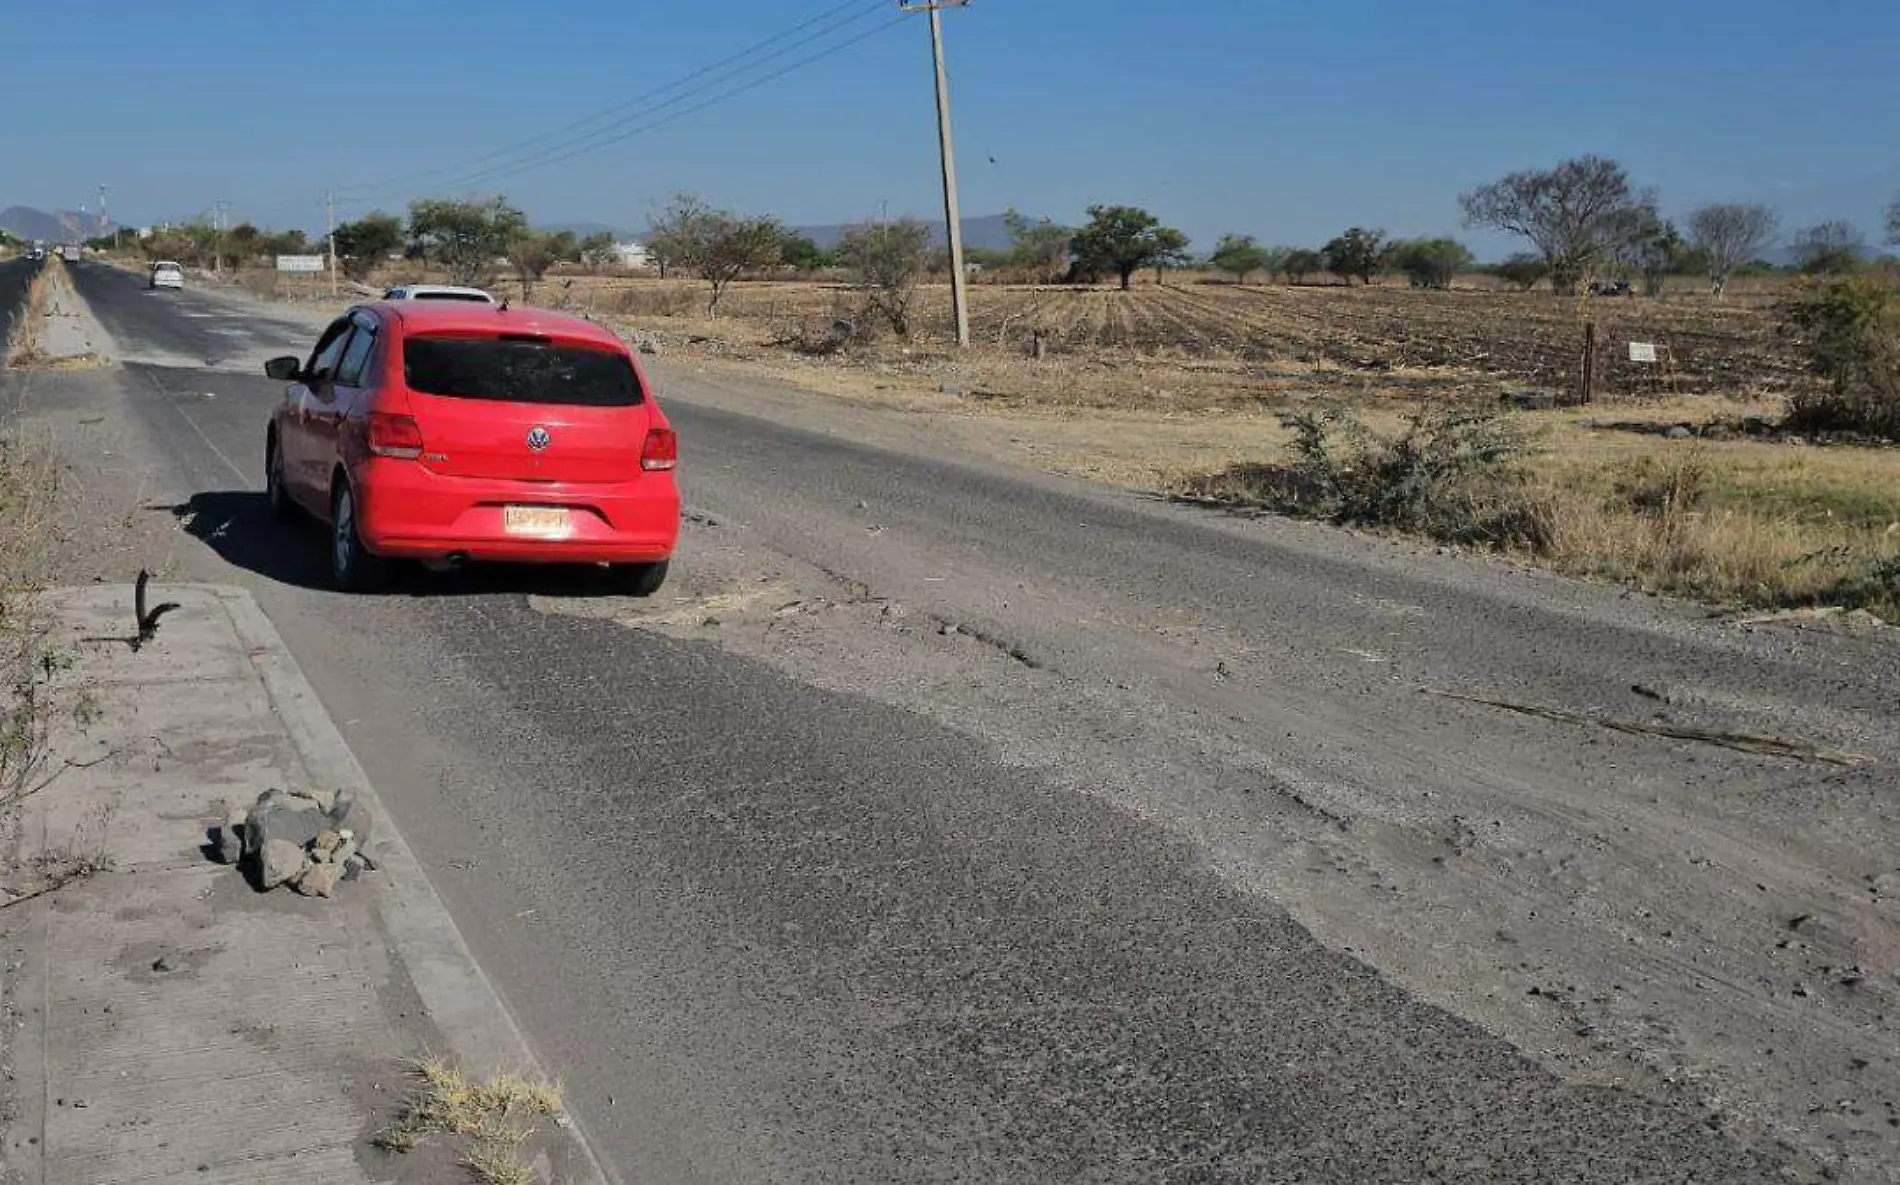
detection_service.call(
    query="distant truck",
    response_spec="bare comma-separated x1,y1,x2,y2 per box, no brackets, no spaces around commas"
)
58,243,81,261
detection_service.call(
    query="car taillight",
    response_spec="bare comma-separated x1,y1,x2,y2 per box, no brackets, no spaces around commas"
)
641,427,677,472
368,412,424,459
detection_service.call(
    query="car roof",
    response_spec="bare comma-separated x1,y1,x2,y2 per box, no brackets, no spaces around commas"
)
152,260,182,268
368,301,627,350
386,284,494,300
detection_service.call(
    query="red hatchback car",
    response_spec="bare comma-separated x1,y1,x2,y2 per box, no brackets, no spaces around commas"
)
263,301,679,593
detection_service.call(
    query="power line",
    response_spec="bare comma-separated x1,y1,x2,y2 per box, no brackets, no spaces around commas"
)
427,10,905,195
342,0,887,201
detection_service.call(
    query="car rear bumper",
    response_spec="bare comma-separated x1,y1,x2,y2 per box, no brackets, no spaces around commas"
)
355,460,679,564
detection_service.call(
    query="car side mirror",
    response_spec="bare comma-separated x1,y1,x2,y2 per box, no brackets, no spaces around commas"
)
264,356,303,382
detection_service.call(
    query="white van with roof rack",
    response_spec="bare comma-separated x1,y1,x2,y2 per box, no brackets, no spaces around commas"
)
381,284,498,305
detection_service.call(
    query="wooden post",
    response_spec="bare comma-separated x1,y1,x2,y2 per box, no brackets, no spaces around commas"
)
1580,320,1598,405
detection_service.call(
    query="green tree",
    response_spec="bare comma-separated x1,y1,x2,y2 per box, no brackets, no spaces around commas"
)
1614,209,1688,297
259,228,311,259
835,219,934,337
777,231,833,273
1778,273,1900,437
331,212,405,281
577,231,619,270
1209,234,1270,283
1003,208,1073,283
407,197,528,286
224,222,262,269
1070,205,1190,291
1460,155,1646,295
646,193,783,315
1491,253,1550,291
1388,238,1474,290
1321,227,1388,286
508,230,579,301
1282,248,1325,285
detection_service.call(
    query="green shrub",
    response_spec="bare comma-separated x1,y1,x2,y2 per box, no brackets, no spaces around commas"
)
1779,273,1900,438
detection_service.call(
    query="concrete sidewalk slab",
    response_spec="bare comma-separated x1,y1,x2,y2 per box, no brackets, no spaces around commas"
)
0,585,606,1184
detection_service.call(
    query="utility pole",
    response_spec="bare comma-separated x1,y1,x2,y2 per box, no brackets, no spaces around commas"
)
214,199,231,274
901,0,971,348
98,184,110,249
325,190,338,297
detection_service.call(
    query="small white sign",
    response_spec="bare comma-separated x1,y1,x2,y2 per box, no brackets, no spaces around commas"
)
275,254,326,273
1627,341,1659,364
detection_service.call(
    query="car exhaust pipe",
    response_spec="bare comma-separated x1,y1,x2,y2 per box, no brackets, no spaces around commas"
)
423,552,470,573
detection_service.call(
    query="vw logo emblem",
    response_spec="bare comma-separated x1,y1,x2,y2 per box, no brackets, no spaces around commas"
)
526,427,551,452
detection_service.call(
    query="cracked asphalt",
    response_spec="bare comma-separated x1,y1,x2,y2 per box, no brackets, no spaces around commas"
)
6,260,1895,1183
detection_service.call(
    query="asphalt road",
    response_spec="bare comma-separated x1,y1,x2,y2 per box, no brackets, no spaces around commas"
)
0,255,38,363
23,261,1900,1182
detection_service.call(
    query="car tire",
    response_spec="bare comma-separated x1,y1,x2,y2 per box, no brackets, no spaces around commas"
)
611,560,669,597
330,482,388,593
265,438,296,522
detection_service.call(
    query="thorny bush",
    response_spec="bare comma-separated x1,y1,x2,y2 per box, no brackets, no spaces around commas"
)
1274,402,1554,549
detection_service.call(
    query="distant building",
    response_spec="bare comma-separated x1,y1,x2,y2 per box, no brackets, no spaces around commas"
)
613,241,651,269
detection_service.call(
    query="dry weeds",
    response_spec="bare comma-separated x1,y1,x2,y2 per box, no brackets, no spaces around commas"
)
377,1058,566,1185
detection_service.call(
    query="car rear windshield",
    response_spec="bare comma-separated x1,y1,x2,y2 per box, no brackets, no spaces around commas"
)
402,334,643,407
413,292,490,302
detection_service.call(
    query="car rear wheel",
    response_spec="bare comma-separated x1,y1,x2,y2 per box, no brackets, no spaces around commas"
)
330,483,388,593
611,560,669,597
265,438,296,522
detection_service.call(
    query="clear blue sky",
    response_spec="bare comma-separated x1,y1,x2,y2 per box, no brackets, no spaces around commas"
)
3,0,1897,257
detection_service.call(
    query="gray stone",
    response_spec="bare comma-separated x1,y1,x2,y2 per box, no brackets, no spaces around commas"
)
242,789,326,863
258,839,309,890
325,788,373,857
213,822,245,865
303,788,339,813
311,829,343,860
1664,426,1693,439
292,861,340,899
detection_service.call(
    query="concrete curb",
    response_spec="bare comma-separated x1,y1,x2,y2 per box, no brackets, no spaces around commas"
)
210,584,614,1185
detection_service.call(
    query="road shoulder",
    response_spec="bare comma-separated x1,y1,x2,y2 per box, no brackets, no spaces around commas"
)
0,583,606,1184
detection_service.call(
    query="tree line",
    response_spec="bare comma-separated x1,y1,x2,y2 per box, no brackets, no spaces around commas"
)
121,158,1900,310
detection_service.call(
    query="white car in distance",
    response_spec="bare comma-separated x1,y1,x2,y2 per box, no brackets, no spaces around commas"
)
381,284,498,305
150,261,185,291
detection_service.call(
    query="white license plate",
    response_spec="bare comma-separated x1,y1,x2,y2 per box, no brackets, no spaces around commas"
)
502,506,571,537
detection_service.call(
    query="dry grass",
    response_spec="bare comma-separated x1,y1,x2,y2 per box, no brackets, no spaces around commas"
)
4,261,59,367
377,1058,566,1185
0,434,70,797
1543,445,1900,615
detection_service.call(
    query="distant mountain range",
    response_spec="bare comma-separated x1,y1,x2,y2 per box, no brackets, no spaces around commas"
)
544,213,1025,254
0,206,114,242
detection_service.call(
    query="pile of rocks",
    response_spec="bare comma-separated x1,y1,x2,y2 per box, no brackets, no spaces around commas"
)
215,787,375,898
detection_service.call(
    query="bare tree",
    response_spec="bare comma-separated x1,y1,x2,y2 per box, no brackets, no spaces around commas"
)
835,219,934,337
1792,219,1865,275
646,194,783,315
1459,155,1644,295
507,230,579,302
1886,192,1900,248
1687,203,1779,297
